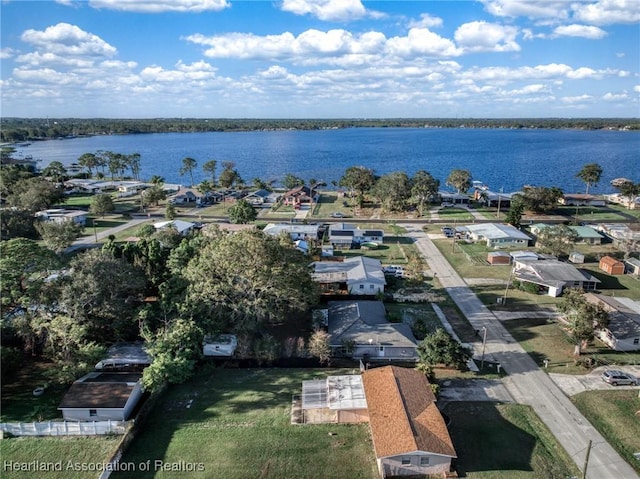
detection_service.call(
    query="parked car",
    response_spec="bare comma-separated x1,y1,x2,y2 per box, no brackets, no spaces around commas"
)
600,370,638,386
441,202,454,208
330,212,345,218
383,265,404,275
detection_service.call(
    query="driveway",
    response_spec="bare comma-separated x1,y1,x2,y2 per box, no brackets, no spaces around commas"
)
551,366,640,396
438,378,514,406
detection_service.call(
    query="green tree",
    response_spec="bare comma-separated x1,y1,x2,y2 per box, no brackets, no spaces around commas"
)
142,184,167,206
149,175,165,185
446,169,472,194
7,177,65,212
372,171,411,212
557,288,609,355
58,249,147,341
252,177,271,191
576,163,603,195
77,153,99,177
339,166,375,208
41,161,67,183
202,159,217,186
126,153,142,181
183,230,319,336
505,196,525,228
308,329,331,365
35,219,83,255
282,173,305,190
614,180,640,210
196,180,214,197
1,208,38,240
141,317,203,392
165,203,177,220
535,225,579,258
416,328,472,370
89,193,115,217
180,157,198,187
411,170,440,217
219,161,242,188
227,199,257,224
520,186,563,213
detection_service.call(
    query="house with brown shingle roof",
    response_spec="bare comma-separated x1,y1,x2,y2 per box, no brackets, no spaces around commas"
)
362,366,456,477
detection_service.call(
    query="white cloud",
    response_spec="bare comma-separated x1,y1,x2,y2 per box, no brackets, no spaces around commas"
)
482,0,569,20
561,94,593,103
408,13,444,29
387,28,462,58
572,0,640,25
634,85,640,93
0,48,16,60
88,0,229,13
21,23,116,57
552,24,607,39
280,0,367,22
603,92,629,101
454,21,520,53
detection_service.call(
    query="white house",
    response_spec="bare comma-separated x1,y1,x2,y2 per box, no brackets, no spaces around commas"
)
203,334,238,357
530,224,604,245
328,223,384,249
363,366,457,478
559,194,606,207
244,189,281,206
263,223,320,241
153,219,196,236
35,209,87,226
465,223,531,249
585,294,640,351
512,259,600,297
58,372,143,421
311,256,386,295
327,301,418,360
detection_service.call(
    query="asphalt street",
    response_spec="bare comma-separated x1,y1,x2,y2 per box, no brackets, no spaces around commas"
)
405,224,639,479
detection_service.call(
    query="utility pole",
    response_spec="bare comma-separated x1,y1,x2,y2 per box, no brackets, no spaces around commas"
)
582,439,592,479
481,327,487,370
93,219,98,243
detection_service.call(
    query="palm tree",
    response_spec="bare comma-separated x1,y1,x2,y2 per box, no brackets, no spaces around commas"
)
77,153,98,177
180,157,197,187
576,163,603,195
202,160,217,186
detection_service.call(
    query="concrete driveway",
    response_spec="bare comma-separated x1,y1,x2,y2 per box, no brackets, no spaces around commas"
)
438,378,514,406
550,366,640,396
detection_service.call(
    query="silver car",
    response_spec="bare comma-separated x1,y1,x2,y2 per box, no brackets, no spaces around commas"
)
600,370,638,386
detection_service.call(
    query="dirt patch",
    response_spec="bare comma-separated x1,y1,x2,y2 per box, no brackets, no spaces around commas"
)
393,289,445,303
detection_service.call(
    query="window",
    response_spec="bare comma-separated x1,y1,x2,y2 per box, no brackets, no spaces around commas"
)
359,284,364,289
370,284,374,289
89,409,97,417
420,457,430,466
634,338,639,345
401,457,411,465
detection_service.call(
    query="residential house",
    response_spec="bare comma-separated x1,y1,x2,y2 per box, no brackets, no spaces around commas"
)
474,189,513,208
117,181,149,198
58,372,143,421
312,256,386,296
624,257,640,276
169,191,198,204
558,194,606,207
584,294,640,351
327,301,418,360
153,219,196,236
530,224,604,245
599,256,625,275
513,258,600,297
203,334,238,357
438,191,470,205
244,189,281,206
362,366,457,477
596,223,640,249
263,223,320,241
283,185,315,208
465,223,531,249
35,209,87,226
328,223,385,249
604,193,640,210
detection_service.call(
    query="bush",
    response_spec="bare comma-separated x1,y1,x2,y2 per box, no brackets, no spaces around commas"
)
0,347,22,382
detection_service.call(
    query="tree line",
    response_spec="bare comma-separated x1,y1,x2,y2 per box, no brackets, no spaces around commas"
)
2,117,639,141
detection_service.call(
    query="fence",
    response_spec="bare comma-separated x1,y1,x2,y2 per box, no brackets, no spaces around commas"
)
0,420,128,437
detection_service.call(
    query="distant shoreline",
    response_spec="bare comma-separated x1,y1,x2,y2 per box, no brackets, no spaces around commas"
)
2,117,639,143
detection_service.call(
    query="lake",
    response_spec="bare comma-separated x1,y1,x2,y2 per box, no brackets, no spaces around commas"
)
14,127,640,194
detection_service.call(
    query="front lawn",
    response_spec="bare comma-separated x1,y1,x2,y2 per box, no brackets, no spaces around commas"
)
445,402,580,479
502,317,640,373
571,390,640,474
112,368,378,479
336,235,416,265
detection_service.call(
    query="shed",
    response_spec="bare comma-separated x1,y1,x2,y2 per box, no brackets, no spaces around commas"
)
624,257,640,276
569,252,585,264
487,251,511,265
599,256,624,275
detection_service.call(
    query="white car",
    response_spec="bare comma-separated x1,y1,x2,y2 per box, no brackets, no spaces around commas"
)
330,212,345,218
383,265,404,275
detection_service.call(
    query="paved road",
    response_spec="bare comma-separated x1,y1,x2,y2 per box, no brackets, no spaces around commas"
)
404,224,639,479
67,217,150,253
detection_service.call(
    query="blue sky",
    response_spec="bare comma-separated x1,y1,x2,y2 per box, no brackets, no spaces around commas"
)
1,0,639,118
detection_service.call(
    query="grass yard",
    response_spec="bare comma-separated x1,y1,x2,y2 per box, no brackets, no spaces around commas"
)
112,368,378,479
436,207,476,222
502,317,640,373
0,436,121,479
571,390,640,474
445,402,580,479
336,235,415,265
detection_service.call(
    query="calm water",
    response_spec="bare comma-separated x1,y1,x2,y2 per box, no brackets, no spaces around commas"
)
14,128,640,194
